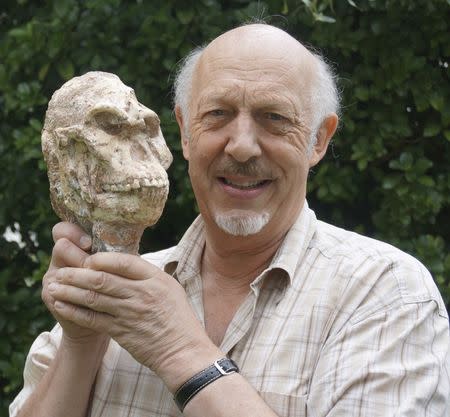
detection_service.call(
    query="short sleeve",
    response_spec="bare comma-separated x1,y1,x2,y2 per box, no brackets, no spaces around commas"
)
9,324,62,417
307,300,450,416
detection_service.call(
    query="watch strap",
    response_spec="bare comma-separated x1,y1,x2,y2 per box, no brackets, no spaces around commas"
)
174,357,239,411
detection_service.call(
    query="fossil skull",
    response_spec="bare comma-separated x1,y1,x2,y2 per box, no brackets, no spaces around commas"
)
42,71,172,253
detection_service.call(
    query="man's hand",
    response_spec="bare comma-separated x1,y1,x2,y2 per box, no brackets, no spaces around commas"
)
42,222,107,345
46,252,222,390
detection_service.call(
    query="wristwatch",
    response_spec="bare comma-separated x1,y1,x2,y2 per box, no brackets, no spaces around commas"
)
174,357,239,411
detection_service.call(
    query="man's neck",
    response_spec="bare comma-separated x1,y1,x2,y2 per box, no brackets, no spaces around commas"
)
199,220,293,346
201,223,289,290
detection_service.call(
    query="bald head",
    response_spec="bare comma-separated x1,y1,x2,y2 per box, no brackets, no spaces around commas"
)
195,24,316,103
173,23,339,141
203,24,313,64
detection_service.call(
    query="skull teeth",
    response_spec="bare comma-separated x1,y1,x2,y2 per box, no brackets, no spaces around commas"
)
102,178,165,193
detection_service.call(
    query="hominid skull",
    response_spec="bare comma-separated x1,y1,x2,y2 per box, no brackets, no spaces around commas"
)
42,71,172,253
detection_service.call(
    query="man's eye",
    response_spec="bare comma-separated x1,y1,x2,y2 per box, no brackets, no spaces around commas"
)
208,109,226,117
264,112,285,121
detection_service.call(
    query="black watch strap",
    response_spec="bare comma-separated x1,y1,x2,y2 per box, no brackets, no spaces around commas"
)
174,357,239,411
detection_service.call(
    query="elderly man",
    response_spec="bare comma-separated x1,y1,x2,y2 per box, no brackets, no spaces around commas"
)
11,24,449,417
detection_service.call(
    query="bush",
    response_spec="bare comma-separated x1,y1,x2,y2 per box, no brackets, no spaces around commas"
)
1,0,448,413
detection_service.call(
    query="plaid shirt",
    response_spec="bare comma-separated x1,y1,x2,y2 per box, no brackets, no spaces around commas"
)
10,204,450,416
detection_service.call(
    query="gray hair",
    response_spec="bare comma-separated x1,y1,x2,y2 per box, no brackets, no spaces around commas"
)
173,47,205,136
307,52,340,150
173,33,340,148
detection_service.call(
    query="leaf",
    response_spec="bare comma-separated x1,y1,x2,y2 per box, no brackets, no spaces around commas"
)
8,27,28,40
317,186,328,199
314,13,336,23
56,60,74,81
354,86,369,101
418,176,435,187
415,158,433,174
357,159,368,170
382,175,400,190
429,93,444,111
347,0,357,7
176,9,195,25
53,0,75,19
38,64,50,81
399,152,413,169
423,122,441,138
29,119,42,132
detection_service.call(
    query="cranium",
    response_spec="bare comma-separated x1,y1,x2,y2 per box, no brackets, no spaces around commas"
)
42,71,172,253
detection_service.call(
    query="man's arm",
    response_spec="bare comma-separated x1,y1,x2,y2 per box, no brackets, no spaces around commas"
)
310,301,449,416
13,334,108,417
12,224,109,417
47,249,283,417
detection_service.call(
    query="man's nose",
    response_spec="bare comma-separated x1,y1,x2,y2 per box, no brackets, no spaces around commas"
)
224,113,261,162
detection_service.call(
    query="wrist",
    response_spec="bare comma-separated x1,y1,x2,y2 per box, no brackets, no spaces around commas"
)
174,357,239,411
155,342,224,393
61,332,110,357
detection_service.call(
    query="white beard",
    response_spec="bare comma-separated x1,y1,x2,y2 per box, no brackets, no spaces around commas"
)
214,211,270,236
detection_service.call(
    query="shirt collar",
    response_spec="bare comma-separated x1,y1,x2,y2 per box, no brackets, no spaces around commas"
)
163,215,205,284
163,201,317,288
264,201,317,286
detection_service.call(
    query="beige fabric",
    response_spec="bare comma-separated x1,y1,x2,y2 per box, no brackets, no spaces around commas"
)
10,204,450,416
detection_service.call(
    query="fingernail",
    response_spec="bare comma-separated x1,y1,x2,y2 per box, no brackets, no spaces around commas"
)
48,283,59,293
54,301,65,310
80,235,92,249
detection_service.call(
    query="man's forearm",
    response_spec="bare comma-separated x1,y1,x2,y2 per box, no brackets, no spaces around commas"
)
16,336,108,417
183,373,278,417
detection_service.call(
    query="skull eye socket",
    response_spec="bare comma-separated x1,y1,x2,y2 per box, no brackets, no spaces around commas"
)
93,111,125,135
144,115,160,137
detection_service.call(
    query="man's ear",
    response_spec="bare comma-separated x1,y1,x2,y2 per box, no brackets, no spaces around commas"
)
309,113,338,167
175,106,190,160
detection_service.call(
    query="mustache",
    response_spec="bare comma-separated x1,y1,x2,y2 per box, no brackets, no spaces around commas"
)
215,157,273,179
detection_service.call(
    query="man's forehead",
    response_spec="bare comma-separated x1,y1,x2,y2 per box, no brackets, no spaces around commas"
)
196,84,298,111
193,25,315,91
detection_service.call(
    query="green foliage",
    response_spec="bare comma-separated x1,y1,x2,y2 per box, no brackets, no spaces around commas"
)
0,0,449,413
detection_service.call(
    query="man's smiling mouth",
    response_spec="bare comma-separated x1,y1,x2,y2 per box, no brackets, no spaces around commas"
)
219,177,272,190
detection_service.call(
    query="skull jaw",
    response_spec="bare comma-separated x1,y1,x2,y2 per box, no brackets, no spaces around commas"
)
89,185,169,254
51,181,169,254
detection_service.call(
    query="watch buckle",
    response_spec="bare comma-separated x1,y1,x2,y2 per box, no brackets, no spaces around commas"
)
214,360,234,375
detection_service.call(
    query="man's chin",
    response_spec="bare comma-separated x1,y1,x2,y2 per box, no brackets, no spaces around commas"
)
213,211,270,237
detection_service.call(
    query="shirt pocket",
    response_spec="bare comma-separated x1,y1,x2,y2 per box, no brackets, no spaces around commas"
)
259,391,307,417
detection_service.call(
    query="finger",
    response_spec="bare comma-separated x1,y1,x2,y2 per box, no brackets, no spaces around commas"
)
84,252,162,281
54,300,112,333
56,267,134,298
52,222,92,251
50,238,90,269
49,282,119,316
41,286,56,312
